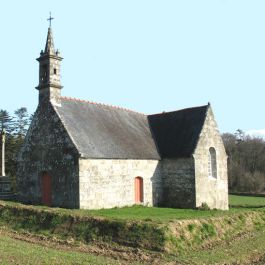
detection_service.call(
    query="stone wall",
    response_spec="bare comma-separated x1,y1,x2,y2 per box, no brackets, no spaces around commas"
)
17,101,227,210
49,57,62,87
0,177,13,200
17,102,80,208
159,158,196,208
39,87,62,106
79,159,162,209
193,106,228,210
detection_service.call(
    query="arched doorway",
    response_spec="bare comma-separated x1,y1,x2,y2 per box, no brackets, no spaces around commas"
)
135,177,143,203
41,171,52,206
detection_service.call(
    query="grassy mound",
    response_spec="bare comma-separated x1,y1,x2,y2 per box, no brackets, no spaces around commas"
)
0,196,265,254
0,202,165,251
165,210,265,253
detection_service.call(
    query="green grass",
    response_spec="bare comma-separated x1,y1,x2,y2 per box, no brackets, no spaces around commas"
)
3,195,265,224
0,234,121,265
0,203,167,251
1,195,265,264
1,229,265,265
0,201,240,223
85,205,234,221
73,195,265,221
63,194,265,222
82,195,265,221
171,228,265,265
1,195,264,254
229,194,265,208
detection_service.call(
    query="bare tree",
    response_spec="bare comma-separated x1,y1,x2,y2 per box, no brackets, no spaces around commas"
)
222,130,265,194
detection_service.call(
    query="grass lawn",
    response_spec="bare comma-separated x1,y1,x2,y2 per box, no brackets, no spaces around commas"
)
0,234,124,265
60,194,265,222
229,194,265,208
1,195,265,264
1,231,265,265
1,201,234,223
3,194,265,223
83,205,235,221
2,229,265,265
171,228,265,265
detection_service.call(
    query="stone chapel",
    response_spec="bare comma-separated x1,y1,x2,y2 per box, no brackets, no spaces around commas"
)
17,27,229,210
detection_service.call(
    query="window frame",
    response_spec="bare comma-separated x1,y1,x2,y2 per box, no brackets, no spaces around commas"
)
208,147,217,179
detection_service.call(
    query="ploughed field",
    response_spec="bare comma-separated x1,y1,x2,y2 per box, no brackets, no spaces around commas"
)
0,195,265,265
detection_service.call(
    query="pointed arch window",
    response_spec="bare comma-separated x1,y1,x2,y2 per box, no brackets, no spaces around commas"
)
208,147,217,179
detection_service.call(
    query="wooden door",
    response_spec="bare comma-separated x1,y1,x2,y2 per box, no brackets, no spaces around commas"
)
41,172,52,206
135,177,143,203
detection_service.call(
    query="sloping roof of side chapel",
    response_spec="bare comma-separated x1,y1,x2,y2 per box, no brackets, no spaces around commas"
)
54,97,209,160
148,105,209,158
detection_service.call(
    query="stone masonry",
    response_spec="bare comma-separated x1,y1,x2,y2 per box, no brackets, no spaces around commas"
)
193,107,229,210
17,102,80,208
79,159,161,209
159,158,196,208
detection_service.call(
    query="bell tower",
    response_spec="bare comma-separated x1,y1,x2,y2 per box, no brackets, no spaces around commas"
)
36,14,63,106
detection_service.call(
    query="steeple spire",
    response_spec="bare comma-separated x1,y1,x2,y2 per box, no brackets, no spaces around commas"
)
44,27,55,54
36,15,63,106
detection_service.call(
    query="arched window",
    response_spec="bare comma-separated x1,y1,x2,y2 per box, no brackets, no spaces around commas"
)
208,147,217,179
134,177,143,203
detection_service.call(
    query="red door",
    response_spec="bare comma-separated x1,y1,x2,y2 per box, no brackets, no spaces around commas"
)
135,177,143,203
41,172,52,206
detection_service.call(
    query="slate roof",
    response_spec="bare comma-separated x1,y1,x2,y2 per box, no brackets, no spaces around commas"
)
55,97,209,160
148,105,209,158
55,97,160,159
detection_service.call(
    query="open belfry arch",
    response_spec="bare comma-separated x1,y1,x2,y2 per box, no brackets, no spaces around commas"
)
17,16,228,210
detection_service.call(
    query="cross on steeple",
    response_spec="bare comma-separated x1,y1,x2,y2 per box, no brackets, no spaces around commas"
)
47,12,54,28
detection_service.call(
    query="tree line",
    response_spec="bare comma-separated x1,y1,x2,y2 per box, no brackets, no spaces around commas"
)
222,130,265,194
0,108,31,185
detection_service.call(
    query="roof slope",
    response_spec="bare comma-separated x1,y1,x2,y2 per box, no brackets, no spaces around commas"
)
148,105,209,158
55,98,160,159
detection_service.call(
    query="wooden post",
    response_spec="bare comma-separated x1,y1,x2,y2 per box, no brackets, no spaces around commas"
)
1,129,5,177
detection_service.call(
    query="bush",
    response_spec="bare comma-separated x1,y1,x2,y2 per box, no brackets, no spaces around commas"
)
198,203,210,211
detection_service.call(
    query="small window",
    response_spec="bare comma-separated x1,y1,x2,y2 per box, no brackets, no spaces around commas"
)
54,68,57,75
208,147,217,179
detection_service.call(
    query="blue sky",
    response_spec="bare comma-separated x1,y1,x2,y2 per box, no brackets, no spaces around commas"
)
0,1,264,134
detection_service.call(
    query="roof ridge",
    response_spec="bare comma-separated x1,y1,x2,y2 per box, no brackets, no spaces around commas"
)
148,104,209,117
60,96,146,115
